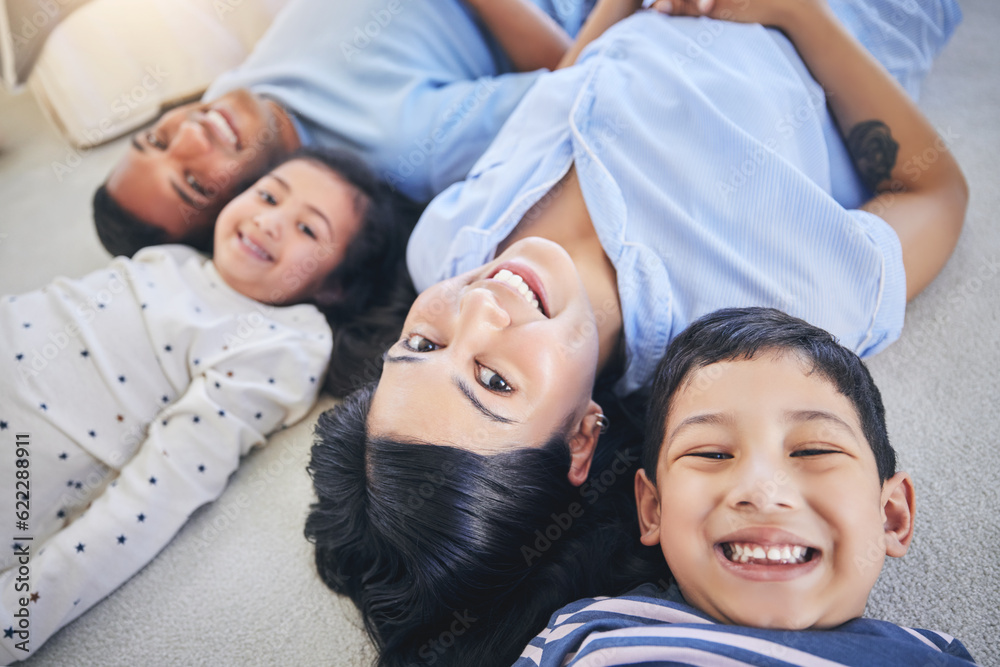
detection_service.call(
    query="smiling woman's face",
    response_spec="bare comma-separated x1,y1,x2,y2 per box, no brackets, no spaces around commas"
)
369,237,603,458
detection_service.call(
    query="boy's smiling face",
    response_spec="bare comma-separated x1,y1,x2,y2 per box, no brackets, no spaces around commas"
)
636,351,915,630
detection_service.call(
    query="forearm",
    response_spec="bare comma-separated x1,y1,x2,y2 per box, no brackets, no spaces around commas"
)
779,3,967,298
465,0,572,71
557,0,644,68
780,4,964,195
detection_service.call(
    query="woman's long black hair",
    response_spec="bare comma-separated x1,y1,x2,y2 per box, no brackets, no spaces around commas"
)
305,379,668,666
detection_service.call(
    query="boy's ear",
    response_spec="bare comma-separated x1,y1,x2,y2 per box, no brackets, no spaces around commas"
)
881,471,915,558
635,469,662,547
566,400,604,486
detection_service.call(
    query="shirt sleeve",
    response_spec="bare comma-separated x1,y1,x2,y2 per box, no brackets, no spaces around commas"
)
385,70,544,202
0,325,329,662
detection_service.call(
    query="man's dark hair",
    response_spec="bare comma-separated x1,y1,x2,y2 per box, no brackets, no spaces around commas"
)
305,383,666,667
92,184,177,257
643,307,896,484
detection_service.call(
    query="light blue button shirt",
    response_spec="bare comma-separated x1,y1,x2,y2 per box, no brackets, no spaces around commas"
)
407,0,960,396
205,0,596,202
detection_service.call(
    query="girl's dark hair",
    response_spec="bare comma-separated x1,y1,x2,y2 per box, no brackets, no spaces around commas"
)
305,382,667,667
279,147,421,397
643,307,896,484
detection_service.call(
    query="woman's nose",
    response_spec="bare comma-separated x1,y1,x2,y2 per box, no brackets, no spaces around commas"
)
458,287,512,331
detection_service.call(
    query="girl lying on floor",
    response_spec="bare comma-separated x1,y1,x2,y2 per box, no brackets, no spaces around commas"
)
0,147,410,661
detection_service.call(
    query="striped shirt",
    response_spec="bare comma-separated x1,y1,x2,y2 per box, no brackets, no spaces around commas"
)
515,584,977,666
406,0,961,396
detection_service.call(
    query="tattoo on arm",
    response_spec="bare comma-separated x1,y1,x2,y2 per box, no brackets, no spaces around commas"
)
846,120,899,192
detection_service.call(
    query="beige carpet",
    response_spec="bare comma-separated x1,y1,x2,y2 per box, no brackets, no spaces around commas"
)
0,0,997,664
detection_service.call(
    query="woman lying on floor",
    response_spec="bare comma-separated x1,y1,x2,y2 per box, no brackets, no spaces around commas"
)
305,0,967,665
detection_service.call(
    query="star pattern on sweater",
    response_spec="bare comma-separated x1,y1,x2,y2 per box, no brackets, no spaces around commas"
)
75,543,85,553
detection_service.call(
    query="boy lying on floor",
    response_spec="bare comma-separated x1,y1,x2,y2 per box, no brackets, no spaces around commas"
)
516,307,976,666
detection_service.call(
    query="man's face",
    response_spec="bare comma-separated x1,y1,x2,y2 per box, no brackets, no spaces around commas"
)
636,352,914,630
105,88,299,243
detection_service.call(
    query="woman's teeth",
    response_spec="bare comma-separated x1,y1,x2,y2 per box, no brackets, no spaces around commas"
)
207,109,238,146
493,269,542,313
723,543,812,565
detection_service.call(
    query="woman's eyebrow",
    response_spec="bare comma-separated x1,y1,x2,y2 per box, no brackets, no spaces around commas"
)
455,378,516,424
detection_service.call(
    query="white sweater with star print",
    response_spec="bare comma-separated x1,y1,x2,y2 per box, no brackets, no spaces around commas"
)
0,245,331,662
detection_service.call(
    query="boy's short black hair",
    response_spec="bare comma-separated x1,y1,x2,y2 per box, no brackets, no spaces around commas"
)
643,307,895,484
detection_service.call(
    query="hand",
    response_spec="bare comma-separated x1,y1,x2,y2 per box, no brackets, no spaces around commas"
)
649,0,826,31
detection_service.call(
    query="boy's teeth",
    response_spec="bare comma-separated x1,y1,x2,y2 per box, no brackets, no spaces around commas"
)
724,542,811,565
493,269,543,313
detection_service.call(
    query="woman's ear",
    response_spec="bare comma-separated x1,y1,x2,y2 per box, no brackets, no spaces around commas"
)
881,471,915,558
566,400,604,486
635,469,663,547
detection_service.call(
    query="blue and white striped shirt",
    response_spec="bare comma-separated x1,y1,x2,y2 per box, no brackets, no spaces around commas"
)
515,584,977,666
406,0,961,396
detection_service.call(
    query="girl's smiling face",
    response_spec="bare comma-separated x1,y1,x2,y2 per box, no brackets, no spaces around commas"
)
213,158,363,305
368,237,606,483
